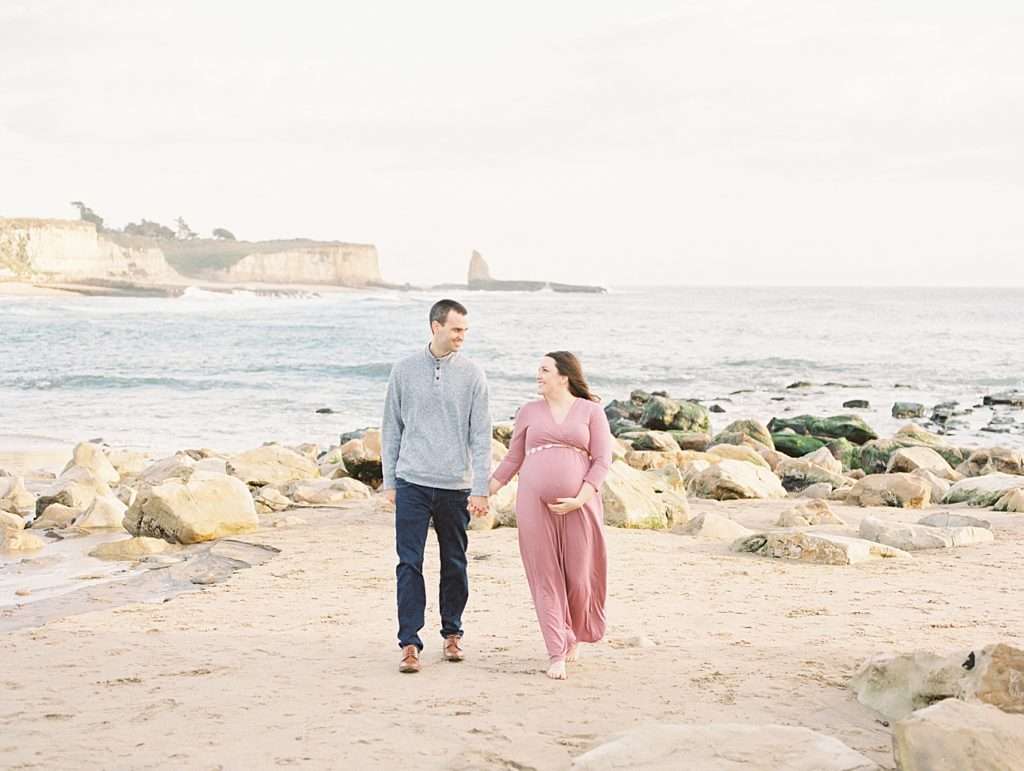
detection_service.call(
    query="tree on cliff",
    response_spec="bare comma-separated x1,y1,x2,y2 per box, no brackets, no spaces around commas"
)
70,201,104,230
212,228,236,240
175,217,198,240
123,219,176,239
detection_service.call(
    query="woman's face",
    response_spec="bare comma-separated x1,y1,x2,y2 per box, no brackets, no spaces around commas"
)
536,356,568,397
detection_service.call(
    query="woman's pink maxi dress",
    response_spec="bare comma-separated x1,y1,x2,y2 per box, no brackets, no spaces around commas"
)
491,398,613,663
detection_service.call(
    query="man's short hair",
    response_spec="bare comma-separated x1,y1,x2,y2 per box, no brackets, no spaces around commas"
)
430,299,468,327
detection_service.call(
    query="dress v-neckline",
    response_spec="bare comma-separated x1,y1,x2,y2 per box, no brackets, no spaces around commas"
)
546,397,579,427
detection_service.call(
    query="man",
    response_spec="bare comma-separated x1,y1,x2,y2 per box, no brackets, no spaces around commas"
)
381,299,492,674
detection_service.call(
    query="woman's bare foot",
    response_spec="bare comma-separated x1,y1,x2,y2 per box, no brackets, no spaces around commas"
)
566,643,580,663
546,660,567,680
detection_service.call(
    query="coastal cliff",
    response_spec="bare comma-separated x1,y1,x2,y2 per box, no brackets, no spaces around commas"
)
0,219,382,289
0,219,181,282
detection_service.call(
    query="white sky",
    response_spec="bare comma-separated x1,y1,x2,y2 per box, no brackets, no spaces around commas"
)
2,1,1022,286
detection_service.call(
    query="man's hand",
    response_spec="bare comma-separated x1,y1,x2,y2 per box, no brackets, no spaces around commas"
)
468,495,490,518
381,488,396,507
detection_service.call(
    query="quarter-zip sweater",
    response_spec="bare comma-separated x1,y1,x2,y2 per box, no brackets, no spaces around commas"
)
382,345,492,496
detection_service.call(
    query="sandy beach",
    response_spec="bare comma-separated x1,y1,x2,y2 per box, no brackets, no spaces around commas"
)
3,486,1022,769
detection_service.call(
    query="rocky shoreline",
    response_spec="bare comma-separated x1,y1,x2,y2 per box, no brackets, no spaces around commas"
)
3,391,1024,768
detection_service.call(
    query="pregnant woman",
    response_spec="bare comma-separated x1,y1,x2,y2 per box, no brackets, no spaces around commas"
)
489,351,612,680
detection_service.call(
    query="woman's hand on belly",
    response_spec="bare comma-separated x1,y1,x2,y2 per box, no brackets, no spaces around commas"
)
547,496,583,515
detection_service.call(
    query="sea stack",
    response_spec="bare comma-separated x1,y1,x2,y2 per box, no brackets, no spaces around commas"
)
468,250,492,283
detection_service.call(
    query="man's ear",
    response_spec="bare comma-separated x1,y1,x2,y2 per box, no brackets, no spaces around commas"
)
430,320,441,335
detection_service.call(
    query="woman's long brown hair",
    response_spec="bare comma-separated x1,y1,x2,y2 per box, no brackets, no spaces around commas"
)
545,350,600,402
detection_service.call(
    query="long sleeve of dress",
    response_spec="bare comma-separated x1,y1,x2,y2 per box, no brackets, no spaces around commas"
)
491,407,528,486
582,403,613,490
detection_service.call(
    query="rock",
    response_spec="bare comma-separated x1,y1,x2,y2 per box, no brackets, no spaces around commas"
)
271,516,307,528
284,477,373,505
691,459,787,500
33,503,82,529
639,396,710,433
892,401,926,419
570,722,879,771
0,510,26,530
706,443,770,468
123,472,259,544
315,407,334,414
104,448,150,478
338,436,383,488
666,431,711,451
846,474,931,508
712,419,773,450
254,486,292,514
226,443,320,487
983,390,1024,407
767,414,878,445
708,404,725,413
887,446,958,480
1,528,45,552
802,446,844,474
623,449,682,472
675,512,752,540
630,431,682,452
608,417,642,437
61,442,120,487
138,454,197,485
775,458,850,493
851,649,965,720
601,461,690,529
859,428,965,474
908,468,952,505
786,380,814,389
894,699,1024,771
467,249,491,281
733,531,911,565
956,446,1024,477
959,643,1024,714
289,442,320,462
918,511,991,529
72,494,128,530
89,536,179,561
0,476,36,517
776,500,846,527
843,399,869,409
995,488,1024,512
492,421,514,447
858,515,993,550
799,482,834,500
648,465,686,494
943,473,1024,507
824,437,859,470
772,433,827,458
34,468,111,518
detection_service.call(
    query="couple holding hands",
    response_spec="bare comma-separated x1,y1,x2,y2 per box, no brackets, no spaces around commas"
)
381,299,612,680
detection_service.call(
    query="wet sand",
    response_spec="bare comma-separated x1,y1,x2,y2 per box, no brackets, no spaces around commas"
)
2,495,1022,770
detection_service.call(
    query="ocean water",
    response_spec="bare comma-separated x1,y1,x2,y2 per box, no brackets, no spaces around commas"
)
1,285,1023,456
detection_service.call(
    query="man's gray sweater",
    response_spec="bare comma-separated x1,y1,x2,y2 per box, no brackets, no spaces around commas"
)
381,345,492,496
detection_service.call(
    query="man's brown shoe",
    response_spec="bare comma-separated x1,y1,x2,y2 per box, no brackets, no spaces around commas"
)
443,635,465,662
399,645,420,673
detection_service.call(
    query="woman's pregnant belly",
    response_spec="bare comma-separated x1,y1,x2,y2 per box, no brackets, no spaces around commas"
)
520,449,589,504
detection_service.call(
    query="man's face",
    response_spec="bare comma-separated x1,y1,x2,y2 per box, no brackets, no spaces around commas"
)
432,311,468,353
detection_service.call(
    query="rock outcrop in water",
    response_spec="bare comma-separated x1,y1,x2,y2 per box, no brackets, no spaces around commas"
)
455,250,605,294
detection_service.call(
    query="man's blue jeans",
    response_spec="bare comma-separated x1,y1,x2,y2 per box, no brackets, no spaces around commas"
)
395,477,471,650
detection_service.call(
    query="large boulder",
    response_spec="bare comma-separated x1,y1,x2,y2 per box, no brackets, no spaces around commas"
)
859,426,965,474
667,431,711,451
850,643,1024,720
338,434,383,488
226,444,319,487
676,512,752,540
33,503,81,529
72,494,128,530
956,446,1024,477
639,396,710,433
138,454,198,485
61,442,120,487
775,458,850,494
601,461,690,529
891,401,925,418
908,468,951,505
0,528,45,552
123,472,259,544
893,700,1024,771
104,448,150,478
733,531,911,565
34,468,112,518
283,477,373,505
629,431,682,453
918,511,991,529
994,488,1024,512
0,510,25,530
858,515,993,550
776,500,845,527
691,459,787,500
706,443,770,469
767,414,878,445
772,433,826,458
943,473,1024,507
826,437,859,471
712,419,773,450
845,474,931,508
886,446,958,480
0,476,36,517
569,722,879,771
